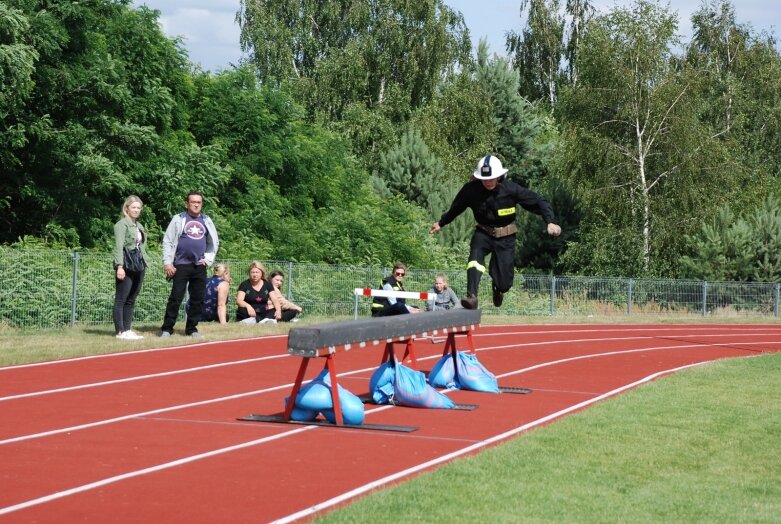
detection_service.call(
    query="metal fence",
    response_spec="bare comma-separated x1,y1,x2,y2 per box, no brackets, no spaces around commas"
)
1,247,780,329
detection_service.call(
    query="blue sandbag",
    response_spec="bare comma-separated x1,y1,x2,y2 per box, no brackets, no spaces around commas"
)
291,406,319,422
455,351,500,393
292,368,365,425
394,362,454,409
428,353,457,389
295,377,334,411
284,395,319,422
369,362,396,404
321,389,365,425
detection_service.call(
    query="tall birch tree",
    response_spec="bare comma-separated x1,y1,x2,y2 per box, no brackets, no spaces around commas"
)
558,0,715,274
238,0,471,121
508,0,565,106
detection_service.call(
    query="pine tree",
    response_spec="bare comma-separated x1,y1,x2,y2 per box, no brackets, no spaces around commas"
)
680,198,781,283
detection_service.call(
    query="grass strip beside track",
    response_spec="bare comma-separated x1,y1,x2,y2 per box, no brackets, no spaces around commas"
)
316,351,781,523
0,320,307,366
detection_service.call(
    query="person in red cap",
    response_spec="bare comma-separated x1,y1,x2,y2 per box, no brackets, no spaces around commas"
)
429,154,561,309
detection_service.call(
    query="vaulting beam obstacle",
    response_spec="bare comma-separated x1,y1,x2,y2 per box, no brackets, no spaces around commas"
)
240,309,482,431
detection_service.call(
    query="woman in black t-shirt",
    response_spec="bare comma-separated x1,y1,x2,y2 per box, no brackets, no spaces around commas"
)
235,261,279,323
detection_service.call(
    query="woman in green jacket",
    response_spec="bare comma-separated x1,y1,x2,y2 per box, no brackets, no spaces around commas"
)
113,195,150,340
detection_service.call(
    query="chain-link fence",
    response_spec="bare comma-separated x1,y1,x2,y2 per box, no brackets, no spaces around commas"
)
1,247,780,329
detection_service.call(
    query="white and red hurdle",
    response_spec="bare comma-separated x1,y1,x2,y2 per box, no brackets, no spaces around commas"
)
352,287,431,319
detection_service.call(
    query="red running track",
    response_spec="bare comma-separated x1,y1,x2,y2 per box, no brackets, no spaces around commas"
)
1,324,780,522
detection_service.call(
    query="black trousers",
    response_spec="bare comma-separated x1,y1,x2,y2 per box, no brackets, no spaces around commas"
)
113,270,145,334
161,263,207,335
371,302,410,317
466,230,516,296
262,309,299,322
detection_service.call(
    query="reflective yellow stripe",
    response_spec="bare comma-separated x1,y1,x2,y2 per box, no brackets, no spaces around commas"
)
467,260,486,273
498,207,515,216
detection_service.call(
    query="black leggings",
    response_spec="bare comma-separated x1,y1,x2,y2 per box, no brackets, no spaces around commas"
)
113,270,145,333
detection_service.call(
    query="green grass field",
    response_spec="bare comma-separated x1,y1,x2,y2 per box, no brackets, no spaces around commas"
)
317,351,781,523
2,318,779,522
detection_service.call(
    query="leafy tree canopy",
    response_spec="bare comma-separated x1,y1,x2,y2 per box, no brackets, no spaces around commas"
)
238,0,471,120
0,0,194,246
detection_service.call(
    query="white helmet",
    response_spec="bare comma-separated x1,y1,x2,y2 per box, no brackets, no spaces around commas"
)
472,155,508,180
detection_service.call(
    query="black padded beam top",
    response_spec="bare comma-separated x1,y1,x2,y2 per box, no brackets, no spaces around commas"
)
288,309,481,357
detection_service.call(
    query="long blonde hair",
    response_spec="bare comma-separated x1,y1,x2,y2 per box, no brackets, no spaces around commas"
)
121,195,143,220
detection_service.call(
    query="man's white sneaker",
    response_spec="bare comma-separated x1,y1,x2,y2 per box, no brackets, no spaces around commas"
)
259,318,277,324
126,330,144,340
116,331,141,340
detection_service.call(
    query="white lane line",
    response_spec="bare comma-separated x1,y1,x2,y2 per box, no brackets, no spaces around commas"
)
8,331,773,401
0,425,318,517
494,341,776,379
0,335,649,401
0,335,287,371
269,360,720,524
472,335,780,357
0,382,292,446
0,353,291,402
481,324,781,333
5,327,778,372
0,364,380,446
472,326,781,344
0,360,714,518
3,338,778,446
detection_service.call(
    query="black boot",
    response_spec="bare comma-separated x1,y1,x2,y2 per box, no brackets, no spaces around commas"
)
461,294,478,310
492,287,504,307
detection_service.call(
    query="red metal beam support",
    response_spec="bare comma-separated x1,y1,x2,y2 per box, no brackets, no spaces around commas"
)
380,338,418,370
440,328,476,383
283,357,311,420
325,355,344,425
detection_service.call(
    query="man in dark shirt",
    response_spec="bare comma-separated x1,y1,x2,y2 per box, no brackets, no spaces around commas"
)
429,155,561,309
160,192,220,337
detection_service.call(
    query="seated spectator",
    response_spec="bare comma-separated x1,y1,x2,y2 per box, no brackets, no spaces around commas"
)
371,263,421,317
265,270,303,322
201,263,231,324
235,261,280,324
426,273,462,311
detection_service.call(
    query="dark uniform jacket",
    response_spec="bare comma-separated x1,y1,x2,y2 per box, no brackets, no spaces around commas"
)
371,276,405,312
438,179,556,229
